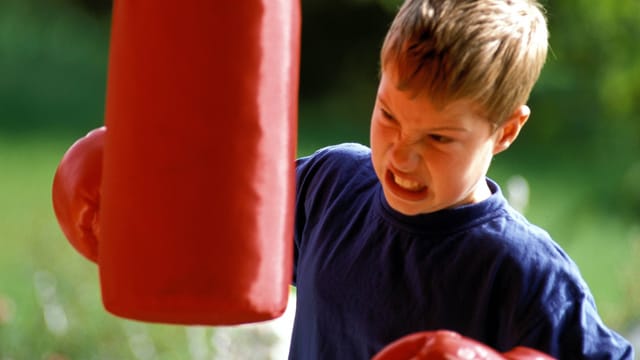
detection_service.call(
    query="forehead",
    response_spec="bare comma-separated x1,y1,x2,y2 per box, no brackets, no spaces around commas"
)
377,69,488,124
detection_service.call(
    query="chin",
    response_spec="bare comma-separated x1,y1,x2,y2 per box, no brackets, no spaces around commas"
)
386,197,432,216
396,208,426,216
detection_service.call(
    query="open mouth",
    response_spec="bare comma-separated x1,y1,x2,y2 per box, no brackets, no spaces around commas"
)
392,173,424,191
385,170,428,200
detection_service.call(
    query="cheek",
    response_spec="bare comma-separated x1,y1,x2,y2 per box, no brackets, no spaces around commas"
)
369,119,382,138
429,148,482,181
369,122,390,176
451,148,494,184
471,144,495,172
369,121,388,154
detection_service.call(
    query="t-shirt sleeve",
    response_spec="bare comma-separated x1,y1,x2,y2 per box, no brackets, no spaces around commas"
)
292,143,372,286
292,152,315,286
509,263,634,359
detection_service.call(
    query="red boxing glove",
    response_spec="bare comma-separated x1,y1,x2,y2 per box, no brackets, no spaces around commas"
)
503,347,555,360
372,331,555,360
52,127,105,263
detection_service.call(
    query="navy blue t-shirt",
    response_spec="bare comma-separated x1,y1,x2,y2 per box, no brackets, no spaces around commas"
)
291,143,633,359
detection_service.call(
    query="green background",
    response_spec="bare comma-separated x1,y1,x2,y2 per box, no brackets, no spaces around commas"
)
1,0,638,357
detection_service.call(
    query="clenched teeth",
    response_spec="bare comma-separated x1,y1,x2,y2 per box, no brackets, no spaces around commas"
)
393,173,424,191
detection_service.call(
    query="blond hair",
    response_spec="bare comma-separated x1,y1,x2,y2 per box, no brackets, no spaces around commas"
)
381,0,548,125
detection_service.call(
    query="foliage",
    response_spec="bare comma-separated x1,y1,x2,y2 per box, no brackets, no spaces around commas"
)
0,0,109,135
531,0,640,147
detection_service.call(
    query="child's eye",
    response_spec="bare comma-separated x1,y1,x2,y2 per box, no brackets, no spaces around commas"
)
379,108,395,122
429,134,453,143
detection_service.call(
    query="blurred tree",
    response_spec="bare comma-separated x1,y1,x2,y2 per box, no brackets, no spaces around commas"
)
531,0,640,150
300,0,390,100
0,0,110,135
3,0,638,159
68,0,112,16
534,0,640,211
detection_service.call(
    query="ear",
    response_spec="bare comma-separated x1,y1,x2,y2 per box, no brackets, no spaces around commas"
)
492,105,530,155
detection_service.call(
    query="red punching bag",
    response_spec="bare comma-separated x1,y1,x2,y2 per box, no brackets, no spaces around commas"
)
99,0,300,324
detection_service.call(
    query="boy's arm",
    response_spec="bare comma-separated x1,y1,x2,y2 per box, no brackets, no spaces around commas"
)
531,298,632,359
292,143,375,286
512,278,634,359
292,153,316,286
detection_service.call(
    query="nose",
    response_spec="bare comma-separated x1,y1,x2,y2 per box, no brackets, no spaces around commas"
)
389,140,421,173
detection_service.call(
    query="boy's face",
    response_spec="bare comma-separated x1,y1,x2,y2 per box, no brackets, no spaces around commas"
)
370,70,512,216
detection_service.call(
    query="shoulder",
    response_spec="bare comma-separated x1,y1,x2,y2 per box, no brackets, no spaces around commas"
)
481,207,586,300
296,143,374,192
297,143,371,171
480,209,633,357
457,204,586,322
477,203,570,270
295,143,378,224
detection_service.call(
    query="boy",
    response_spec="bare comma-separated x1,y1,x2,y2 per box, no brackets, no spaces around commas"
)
291,0,634,358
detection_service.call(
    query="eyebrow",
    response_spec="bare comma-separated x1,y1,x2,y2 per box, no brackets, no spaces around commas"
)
377,95,470,133
429,126,470,133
